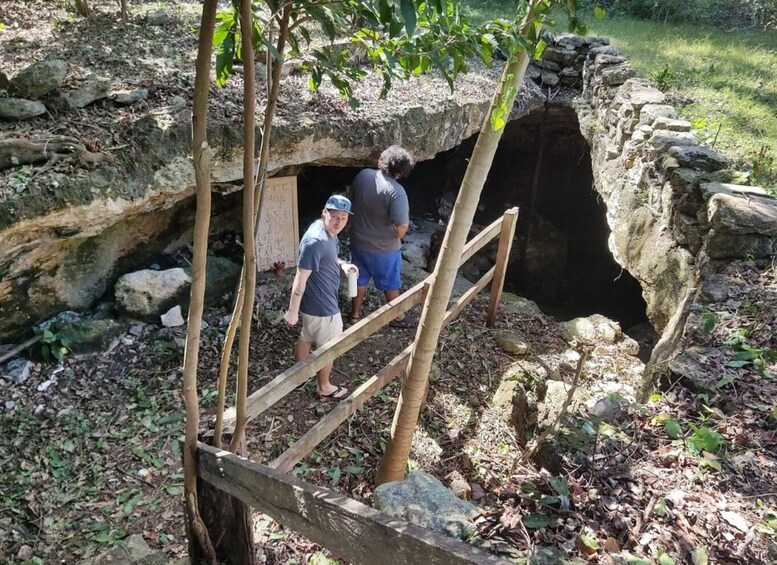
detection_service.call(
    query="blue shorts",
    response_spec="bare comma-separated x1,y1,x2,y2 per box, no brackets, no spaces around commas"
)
350,247,402,292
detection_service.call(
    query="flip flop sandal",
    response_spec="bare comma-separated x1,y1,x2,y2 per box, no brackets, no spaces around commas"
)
319,385,349,400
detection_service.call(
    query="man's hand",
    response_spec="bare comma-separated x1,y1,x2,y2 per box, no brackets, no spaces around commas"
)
340,262,359,277
283,310,298,326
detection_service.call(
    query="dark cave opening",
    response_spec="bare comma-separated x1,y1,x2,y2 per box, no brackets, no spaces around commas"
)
294,105,650,334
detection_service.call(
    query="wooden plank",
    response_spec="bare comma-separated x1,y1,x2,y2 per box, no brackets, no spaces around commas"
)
459,216,502,266
487,207,519,326
197,443,508,565
271,268,495,473
270,346,413,472
222,280,428,430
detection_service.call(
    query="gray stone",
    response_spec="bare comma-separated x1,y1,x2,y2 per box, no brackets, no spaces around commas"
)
146,9,170,26
115,268,191,319
614,79,666,108
3,359,33,385
113,88,149,105
373,471,480,540
648,131,699,155
10,59,67,100
60,77,112,109
542,46,578,67
663,145,728,172
706,192,777,236
0,70,10,89
534,58,561,72
653,116,691,132
700,274,730,302
588,45,621,59
562,314,622,344
0,97,47,120
499,292,542,318
495,331,530,355
600,63,635,87
700,182,769,201
638,104,677,126
80,533,166,565
54,318,126,355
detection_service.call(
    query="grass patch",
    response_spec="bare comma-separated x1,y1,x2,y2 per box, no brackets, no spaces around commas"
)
460,1,777,192
587,17,777,192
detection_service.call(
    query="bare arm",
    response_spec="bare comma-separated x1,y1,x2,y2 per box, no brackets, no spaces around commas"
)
283,267,312,326
394,223,409,239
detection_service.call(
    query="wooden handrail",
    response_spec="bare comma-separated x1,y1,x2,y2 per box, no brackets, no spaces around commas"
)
222,209,514,431
270,264,497,472
197,443,509,564
221,280,428,430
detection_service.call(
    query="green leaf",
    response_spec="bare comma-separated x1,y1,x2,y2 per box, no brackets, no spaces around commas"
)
165,486,183,496
657,549,675,565
342,465,364,475
122,492,141,517
579,534,599,550
716,376,734,388
687,425,725,454
548,476,570,497
594,6,606,19
691,547,709,565
328,465,341,485
400,0,417,37
623,554,651,565
700,455,722,471
664,418,682,439
653,498,668,517
215,33,236,87
522,513,549,529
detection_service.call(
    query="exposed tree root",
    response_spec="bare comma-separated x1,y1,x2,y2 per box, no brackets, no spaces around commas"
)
0,137,115,172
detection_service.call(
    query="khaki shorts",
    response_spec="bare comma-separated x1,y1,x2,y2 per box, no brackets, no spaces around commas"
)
300,313,343,347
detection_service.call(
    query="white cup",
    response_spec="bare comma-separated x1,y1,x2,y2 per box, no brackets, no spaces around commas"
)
347,270,358,298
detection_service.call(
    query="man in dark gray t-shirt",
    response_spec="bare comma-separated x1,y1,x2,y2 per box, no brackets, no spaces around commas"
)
284,195,357,399
349,145,417,329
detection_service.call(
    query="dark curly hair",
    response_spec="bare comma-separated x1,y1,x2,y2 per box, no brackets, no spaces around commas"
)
378,145,415,179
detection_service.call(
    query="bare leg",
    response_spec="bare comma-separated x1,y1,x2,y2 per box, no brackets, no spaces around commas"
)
350,285,368,320
295,340,312,362
384,289,404,321
298,340,340,396
316,362,336,396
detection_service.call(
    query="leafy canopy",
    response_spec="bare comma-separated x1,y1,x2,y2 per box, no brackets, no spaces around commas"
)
210,0,583,105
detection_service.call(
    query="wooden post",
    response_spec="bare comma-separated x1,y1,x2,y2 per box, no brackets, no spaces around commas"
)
486,207,519,327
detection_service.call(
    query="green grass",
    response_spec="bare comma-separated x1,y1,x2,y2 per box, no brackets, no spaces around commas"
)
461,2,777,192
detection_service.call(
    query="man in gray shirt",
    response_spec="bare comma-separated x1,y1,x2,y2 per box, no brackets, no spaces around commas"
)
349,145,417,328
284,194,357,399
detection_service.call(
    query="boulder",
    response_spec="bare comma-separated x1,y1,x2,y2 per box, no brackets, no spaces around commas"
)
115,268,191,319
10,59,68,100
373,471,480,540
0,98,47,120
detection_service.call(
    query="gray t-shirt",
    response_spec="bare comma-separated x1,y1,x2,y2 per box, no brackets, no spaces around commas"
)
349,169,410,253
298,219,341,317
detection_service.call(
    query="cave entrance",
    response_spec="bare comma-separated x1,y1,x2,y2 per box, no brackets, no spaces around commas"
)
294,104,650,339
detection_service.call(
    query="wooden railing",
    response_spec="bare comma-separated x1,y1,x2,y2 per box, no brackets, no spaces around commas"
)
198,443,509,564
204,207,520,564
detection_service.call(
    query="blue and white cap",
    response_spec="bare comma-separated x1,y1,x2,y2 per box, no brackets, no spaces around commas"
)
325,194,353,214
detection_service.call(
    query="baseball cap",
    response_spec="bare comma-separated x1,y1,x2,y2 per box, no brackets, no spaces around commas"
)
325,194,353,214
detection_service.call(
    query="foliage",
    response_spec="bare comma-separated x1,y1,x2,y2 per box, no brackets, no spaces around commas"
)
210,0,543,105
575,0,777,30
40,329,71,363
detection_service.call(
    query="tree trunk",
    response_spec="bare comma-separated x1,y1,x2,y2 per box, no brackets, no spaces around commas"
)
227,0,259,453
193,437,257,564
182,1,220,562
376,9,539,485
120,0,129,21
